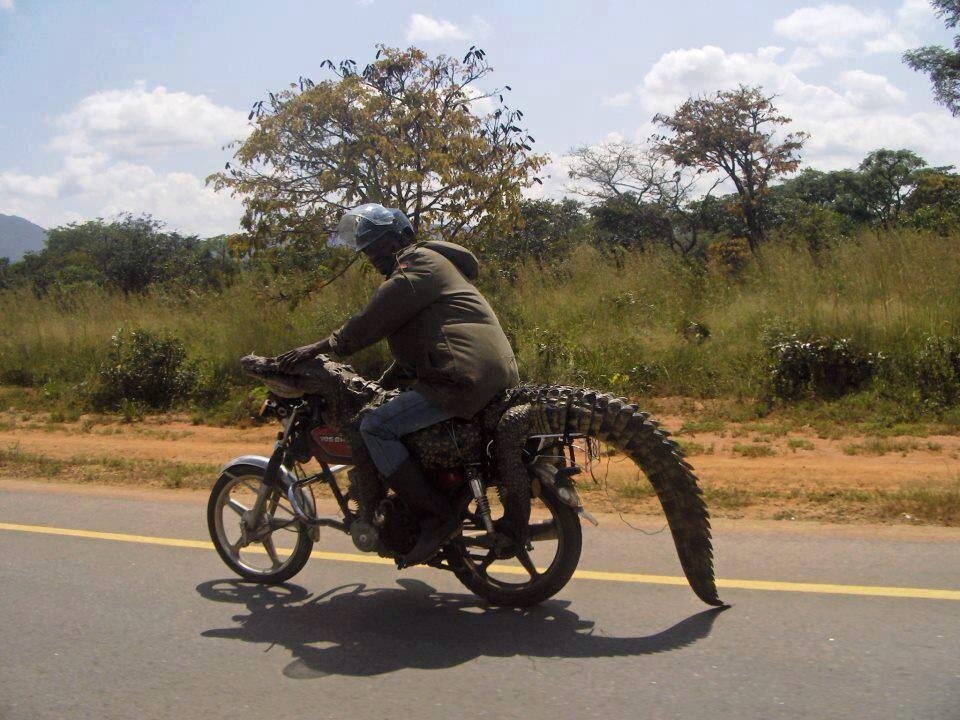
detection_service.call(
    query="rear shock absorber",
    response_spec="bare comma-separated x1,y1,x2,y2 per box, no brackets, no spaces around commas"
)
466,465,495,534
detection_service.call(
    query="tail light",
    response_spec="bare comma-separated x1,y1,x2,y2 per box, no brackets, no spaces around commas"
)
432,468,466,490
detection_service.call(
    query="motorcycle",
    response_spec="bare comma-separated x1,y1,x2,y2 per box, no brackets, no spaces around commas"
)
206,354,723,608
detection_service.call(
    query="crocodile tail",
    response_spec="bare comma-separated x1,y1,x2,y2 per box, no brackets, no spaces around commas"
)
529,386,723,607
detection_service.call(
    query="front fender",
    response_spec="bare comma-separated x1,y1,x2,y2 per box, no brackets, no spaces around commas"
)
218,454,319,539
218,454,299,488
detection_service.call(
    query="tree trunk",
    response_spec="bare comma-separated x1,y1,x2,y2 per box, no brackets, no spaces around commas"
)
741,198,762,252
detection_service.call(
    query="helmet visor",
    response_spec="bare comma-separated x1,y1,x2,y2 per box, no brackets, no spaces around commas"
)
336,212,361,250
335,203,396,250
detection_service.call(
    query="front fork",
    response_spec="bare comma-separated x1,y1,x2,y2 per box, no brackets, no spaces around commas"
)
238,451,284,544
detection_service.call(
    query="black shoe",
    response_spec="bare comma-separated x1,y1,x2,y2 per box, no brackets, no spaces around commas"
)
401,514,463,567
384,458,460,567
385,457,451,517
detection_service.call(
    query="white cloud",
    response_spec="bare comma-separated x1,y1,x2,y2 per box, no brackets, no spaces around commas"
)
0,84,247,235
863,31,912,54
837,69,906,109
0,172,60,199
774,0,940,62
0,0,14,12
602,91,634,107
774,4,890,57
470,15,492,37
631,44,957,172
406,14,466,42
522,152,576,201
638,45,792,113
0,157,243,236
898,0,937,28
462,85,495,115
48,82,249,157
773,5,891,57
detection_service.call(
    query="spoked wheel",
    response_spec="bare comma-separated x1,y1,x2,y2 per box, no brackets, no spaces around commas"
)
207,463,314,584
453,481,582,607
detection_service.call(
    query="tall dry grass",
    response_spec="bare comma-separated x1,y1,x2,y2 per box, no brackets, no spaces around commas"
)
3,229,958,409
495,229,960,397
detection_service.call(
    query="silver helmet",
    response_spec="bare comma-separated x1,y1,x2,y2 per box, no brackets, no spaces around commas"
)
336,203,413,252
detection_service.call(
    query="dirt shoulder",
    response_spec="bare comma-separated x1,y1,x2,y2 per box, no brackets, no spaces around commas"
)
0,409,957,527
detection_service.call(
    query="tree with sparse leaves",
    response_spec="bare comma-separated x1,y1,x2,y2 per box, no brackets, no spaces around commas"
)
208,45,546,258
653,85,808,251
567,139,721,254
903,0,960,116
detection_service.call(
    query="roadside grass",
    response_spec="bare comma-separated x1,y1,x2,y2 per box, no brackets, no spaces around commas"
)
801,488,874,504
0,409,200,441
615,480,657,500
875,482,960,525
841,438,944,456
679,419,727,436
596,447,960,524
603,476,960,526
732,443,777,458
0,445,65,476
675,440,713,456
665,394,960,442
703,486,756,509
0,444,218,489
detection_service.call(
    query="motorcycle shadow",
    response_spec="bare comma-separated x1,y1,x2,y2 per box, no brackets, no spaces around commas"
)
196,578,727,679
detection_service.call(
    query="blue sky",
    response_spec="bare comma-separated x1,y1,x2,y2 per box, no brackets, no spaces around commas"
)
1,0,956,235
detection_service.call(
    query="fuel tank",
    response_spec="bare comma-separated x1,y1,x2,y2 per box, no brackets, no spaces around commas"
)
310,425,353,464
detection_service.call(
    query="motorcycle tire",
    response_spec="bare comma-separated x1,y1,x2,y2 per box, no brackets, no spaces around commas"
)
207,463,314,584
453,482,582,608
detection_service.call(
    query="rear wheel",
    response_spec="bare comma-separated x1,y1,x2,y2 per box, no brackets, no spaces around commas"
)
207,463,314,584
453,480,582,607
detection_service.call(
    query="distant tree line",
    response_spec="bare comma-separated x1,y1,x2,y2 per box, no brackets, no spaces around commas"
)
0,214,237,295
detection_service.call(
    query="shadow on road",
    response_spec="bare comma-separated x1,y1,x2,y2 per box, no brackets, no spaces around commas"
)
196,577,727,678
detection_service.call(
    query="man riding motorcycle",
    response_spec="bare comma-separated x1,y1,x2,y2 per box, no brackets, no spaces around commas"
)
277,203,520,567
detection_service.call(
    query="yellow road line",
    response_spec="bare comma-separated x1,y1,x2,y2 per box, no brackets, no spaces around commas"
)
2,521,958,601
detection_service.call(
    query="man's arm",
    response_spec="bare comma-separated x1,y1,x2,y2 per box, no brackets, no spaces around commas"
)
327,251,441,357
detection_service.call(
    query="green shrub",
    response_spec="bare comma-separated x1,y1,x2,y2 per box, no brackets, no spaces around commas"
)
0,366,35,386
769,334,878,400
190,362,232,408
915,335,960,409
89,329,197,410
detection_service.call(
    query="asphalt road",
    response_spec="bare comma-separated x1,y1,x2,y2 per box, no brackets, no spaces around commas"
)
1,480,958,720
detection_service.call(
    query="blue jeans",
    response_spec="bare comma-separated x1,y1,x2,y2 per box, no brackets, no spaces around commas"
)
359,390,453,477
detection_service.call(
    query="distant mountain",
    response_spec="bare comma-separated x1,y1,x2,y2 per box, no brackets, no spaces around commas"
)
0,214,47,261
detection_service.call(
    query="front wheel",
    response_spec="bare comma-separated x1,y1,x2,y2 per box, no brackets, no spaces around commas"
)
207,463,314,584
453,481,582,607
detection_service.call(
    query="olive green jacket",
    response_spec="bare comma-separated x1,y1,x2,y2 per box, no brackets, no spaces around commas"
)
326,241,519,419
